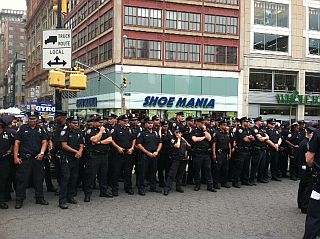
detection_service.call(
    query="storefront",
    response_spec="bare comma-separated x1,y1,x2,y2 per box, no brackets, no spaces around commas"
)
68,65,240,119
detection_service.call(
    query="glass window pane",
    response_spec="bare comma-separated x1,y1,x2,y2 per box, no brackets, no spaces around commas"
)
249,70,272,91
254,33,265,50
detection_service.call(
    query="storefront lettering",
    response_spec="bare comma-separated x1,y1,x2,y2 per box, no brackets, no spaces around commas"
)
28,102,56,113
276,91,320,105
76,97,97,108
143,96,215,109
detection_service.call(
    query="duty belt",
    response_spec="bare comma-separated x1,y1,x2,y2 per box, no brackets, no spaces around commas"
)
238,147,250,151
254,146,266,150
20,153,37,159
91,149,108,154
217,149,228,153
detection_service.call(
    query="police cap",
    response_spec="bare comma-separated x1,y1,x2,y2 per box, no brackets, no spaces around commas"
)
186,116,193,122
176,112,184,116
26,111,40,119
161,120,169,127
144,116,153,123
195,117,205,123
109,114,117,119
219,118,228,125
240,116,249,123
2,115,15,126
254,116,263,122
152,115,160,121
128,114,138,121
54,110,68,118
266,118,276,124
69,115,80,122
118,114,129,121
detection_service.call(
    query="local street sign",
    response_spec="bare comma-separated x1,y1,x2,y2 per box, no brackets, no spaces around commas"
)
42,29,72,69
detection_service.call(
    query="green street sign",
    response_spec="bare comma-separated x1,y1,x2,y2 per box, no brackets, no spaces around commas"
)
276,90,320,105
124,92,131,96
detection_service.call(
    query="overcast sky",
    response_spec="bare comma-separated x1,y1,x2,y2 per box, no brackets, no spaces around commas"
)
0,0,27,11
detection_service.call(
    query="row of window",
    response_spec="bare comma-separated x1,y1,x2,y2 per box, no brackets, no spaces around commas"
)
206,0,238,4
72,9,113,50
124,6,239,35
74,40,112,66
124,39,238,65
249,69,320,94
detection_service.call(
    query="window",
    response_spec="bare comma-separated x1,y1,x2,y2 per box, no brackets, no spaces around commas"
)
310,8,320,31
206,0,238,4
204,45,238,65
20,35,25,40
88,0,98,15
9,35,13,38
165,42,200,62
260,106,296,116
124,6,162,28
254,1,289,27
306,73,320,93
9,27,13,31
78,28,87,47
166,11,201,31
309,38,320,55
78,4,88,23
249,69,297,92
100,9,113,33
124,39,161,60
205,15,238,34
87,48,98,65
99,40,112,62
72,34,78,49
254,33,288,52
78,54,87,65
87,20,99,41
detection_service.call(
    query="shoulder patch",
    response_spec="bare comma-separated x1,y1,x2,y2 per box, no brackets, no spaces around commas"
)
276,131,279,135
171,139,175,144
63,125,68,130
288,133,292,138
238,129,243,134
254,129,258,134
86,129,91,135
173,123,176,127
61,130,66,136
232,127,236,133
137,132,141,138
110,129,114,134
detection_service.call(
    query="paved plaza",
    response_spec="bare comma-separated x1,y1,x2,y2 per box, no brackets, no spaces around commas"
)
0,179,307,239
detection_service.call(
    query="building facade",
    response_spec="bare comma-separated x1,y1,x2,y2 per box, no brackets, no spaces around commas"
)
241,0,320,121
25,0,57,105
65,0,241,118
0,9,26,108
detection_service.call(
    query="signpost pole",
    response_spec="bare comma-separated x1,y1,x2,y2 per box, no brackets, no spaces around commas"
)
55,0,63,111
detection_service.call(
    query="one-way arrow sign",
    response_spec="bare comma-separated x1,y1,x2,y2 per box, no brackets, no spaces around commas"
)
47,56,67,67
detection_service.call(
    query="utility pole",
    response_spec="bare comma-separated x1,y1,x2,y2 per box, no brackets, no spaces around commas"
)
54,0,63,111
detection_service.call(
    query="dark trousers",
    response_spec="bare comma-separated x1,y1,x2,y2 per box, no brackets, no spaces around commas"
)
4,155,14,201
107,150,115,187
137,154,157,190
233,150,250,183
165,160,187,191
44,155,55,190
84,152,109,195
298,170,314,210
0,156,10,203
54,153,62,186
250,149,264,183
158,151,170,186
303,198,320,239
257,150,267,181
15,157,45,201
279,149,288,177
289,148,300,178
186,151,194,183
193,153,213,187
212,152,229,185
268,148,279,178
112,153,133,192
59,156,79,204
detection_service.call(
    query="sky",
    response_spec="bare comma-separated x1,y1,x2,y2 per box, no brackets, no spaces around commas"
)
0,0,27,11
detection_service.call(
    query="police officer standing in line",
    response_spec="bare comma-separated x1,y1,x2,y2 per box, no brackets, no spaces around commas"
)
233,117,255,188
251,116,269,185
14,111,49,209
0,119,13,209
191,117,216,192
265,118,282,182
59,116,84,209
212,118,231,189
170,112,185,133
183,116,195,185
279,121,290,178
163,128,190,196
111,115,135,196
286,122,303,181
303,124,320,239
84,116,113,202
51,110,68,190
136,117,162,195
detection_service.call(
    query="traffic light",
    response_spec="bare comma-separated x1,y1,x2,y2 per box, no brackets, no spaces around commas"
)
48,70,66,88
61,0,67,15
122,77,128,88
69,73,88,90
52,0,59,13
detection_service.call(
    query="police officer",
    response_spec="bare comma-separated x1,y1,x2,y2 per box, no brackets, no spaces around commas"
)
59,116,84,209
84,116,113,202
233,116,254,188
136,117,162,195
265,118,282,182
183,116,195,185
0,119,13,209
279,121,290,178
14,111,49,209
286,122,303,181
163,128,190,196
251,116,269,185
191,117,215,192
111,115,135,196
212,118,231,189
303,124,320,239
169,112,185,132
51,110,68,189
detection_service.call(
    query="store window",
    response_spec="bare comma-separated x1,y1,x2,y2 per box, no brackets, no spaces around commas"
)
204,15,238,35
250,69,297,92
254,33,288,52
306,73,320,93
309,8,320,31
260,106,296,116
309,38,320,55
254,1,289,27
305,107,320,116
